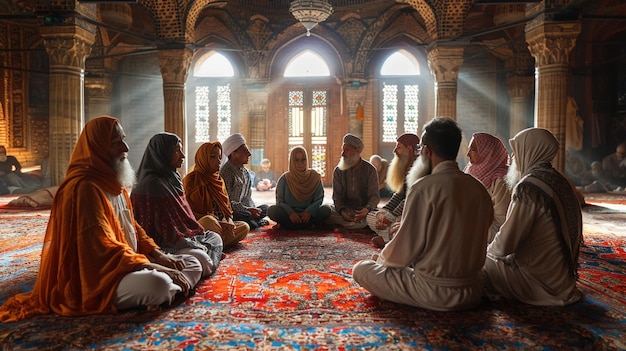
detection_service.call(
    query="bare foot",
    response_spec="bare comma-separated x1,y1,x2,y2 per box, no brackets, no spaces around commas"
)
371,236,386,249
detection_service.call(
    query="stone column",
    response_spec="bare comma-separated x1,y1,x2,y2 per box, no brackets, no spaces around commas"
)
526,21,581,172
426,45,464,120
85,75,113,120
158,47,193,173
41,26,95,185
506,75,534,137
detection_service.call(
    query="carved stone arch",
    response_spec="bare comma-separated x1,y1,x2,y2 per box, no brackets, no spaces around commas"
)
268,34,345,80
352,6,411,78
396,0,438,40
366,36,431,80
263,25,349,81
190,41,247,80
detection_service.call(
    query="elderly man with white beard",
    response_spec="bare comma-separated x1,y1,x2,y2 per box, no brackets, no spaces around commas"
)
0,116,203,322
482,128,583,306
326,133,380,230
366,133,420,248
352,117,493,311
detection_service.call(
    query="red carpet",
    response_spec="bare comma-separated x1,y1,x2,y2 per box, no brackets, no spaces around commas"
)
1,194,625,349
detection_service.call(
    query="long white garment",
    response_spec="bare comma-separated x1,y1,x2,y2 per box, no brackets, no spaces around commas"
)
353,161,494,311
483,192,582,306
487,177,511,243
105,192,203,310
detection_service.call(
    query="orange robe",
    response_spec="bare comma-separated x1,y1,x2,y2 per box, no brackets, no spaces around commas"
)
0,116,158,322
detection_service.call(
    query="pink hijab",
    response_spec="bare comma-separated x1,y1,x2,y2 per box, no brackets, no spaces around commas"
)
464,132,509,187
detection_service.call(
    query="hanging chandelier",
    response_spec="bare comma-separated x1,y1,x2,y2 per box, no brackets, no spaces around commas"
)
289,0,333,36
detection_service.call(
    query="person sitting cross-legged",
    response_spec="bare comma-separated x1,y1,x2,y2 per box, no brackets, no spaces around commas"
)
482,128,583,306
0,116,203,322
268,146,331,230
352,117,494,311
326,133,380,230
366,133,420,248
183,141,250,248
131,132,224,278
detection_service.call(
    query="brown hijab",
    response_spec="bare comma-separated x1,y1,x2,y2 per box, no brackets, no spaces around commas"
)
183,142,233,218
285,146,321,203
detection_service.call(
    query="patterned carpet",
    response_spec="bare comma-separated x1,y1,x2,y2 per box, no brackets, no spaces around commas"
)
0,194,625,350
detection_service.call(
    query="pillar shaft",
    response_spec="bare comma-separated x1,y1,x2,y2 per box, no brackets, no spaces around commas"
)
506,75,534,137
158,48,192,172
427,46,464,120
41,28,95,185
526,20,581,172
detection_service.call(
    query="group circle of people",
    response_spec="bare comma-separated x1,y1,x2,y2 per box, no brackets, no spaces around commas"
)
0,115,584,322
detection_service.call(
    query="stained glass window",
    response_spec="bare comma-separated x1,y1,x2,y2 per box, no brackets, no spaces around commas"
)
195,86,210,143
404,85,419,133
216,84,231,142
382,83,399,142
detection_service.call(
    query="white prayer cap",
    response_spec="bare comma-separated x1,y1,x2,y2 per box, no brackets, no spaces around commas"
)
221,133,246,164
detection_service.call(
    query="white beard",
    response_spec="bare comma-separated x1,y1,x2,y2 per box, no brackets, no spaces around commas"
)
337,154,360,171
505,160,520,191
405,153,431,188
112,156,136,189
387,152,410,193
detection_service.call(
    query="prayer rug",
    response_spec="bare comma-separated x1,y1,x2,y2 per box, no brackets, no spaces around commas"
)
1,204,625,349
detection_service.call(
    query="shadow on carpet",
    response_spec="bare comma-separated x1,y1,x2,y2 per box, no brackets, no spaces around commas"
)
1,222,625,349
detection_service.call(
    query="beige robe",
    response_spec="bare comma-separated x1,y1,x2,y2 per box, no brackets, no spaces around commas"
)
483,192,582,306
352,161,494,311
487,177,512,243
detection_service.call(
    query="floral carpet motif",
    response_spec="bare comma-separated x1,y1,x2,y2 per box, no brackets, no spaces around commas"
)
1,203,626,350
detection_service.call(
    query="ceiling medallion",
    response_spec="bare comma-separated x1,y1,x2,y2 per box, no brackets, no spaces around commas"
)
289,0,333,36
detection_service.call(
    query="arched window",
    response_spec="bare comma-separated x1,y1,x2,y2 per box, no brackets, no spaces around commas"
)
189,51,237,145
282,49,331,180
379,49,421,144
284,50,331,77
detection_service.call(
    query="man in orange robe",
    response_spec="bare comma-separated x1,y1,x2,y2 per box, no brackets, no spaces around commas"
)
0,116,202,322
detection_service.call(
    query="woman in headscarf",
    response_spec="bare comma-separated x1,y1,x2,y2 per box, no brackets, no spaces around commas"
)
464,132,512,243
268,146,331,230
131,133,223,278
182,141,249,248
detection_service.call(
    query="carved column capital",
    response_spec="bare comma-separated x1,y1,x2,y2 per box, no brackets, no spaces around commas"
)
158,47,193,85
41,28,95,67
426,46,464,83
505,75,534,101
526,21,581,66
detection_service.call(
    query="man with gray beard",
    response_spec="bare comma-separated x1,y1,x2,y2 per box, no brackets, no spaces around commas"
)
326,133,380,230
366,133,420,248
0,116,203,322
483,128,583,306
352,117,493,311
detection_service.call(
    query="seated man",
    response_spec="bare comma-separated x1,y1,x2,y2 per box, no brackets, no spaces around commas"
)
0,116,202,322
366,133,420,247
326,133,379,230
131,132,223,278
483,128,583,306
0,145,41,194
220,133,269,229
254,158,277,191
353,117,493,311
601,143,626,189
369,154,392,198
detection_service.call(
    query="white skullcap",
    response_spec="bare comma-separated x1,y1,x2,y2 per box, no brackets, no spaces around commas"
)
343,133,364,151
221,133,246,165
